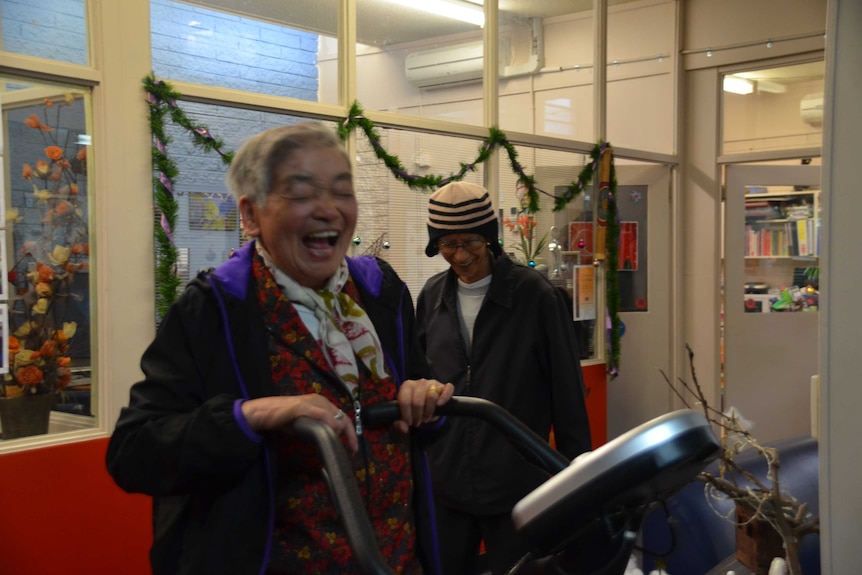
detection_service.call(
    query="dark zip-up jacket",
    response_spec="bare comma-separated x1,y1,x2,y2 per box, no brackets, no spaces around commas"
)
416,254,591,515
106,241,440,575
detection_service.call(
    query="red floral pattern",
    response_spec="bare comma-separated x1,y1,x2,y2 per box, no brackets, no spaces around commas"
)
252,256,420,575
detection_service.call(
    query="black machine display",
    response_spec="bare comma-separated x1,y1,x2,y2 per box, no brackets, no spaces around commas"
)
294,396,721,575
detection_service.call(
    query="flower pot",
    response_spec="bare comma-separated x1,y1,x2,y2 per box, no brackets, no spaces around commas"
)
0,394,53,440
735,502,785,575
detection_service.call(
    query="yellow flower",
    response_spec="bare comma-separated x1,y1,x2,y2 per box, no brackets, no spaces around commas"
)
13,349,37,368
33,160,51,178
6,207,23,224
13,322,35,338
48,245,71,266
32,298,49,314
64,93,76,105
34,188,52,203
61,322,77,341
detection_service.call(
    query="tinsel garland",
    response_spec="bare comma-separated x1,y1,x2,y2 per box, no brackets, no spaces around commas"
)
143,76,620,376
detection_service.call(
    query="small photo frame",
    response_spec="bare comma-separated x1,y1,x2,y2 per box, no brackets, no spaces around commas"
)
0,303,8,375
0,158,6,227
0,235,7,301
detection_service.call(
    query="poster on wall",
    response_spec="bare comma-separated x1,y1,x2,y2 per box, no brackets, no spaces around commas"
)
618,222,639,271
0,154,5,225
572,265,596,322
188,191,238,231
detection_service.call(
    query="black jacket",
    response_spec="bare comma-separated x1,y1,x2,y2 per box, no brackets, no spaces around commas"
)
106,242,440,575
416,254,591,514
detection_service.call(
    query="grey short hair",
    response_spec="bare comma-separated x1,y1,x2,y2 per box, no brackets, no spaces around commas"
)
226,122,350,207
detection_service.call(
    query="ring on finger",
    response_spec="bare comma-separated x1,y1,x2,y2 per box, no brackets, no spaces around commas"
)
333,410,345,421
427,384,441,396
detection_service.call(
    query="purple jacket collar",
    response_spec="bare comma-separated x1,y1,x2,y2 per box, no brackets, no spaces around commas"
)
213,240,382,299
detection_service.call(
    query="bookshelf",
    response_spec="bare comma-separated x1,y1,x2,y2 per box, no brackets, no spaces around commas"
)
742,187,819,313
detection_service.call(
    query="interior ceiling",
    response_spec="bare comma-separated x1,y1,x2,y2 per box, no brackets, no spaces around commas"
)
180,1,823,87
182,0,638,46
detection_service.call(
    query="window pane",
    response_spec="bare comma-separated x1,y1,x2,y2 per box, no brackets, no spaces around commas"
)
722,61,825,155
606,0,675,154
499,2,595,141
497,146,598,360
1,76,94,437
356,0,484,126
155,104,339,280
0,0,89,65
151,0,338,103
352,126,484,300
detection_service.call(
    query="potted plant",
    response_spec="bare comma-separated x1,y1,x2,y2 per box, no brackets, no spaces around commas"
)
0,94,88,440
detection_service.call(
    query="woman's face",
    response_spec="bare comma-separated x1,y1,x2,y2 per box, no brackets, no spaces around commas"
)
240,145,357,289
438,233,492,284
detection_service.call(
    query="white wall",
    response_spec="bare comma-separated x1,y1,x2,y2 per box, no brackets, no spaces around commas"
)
820,0,862,571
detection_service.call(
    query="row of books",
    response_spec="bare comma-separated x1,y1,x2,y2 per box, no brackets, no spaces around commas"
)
745,218,819,257
744,199,814,223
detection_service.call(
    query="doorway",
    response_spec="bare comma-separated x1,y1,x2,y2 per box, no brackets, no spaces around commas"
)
723,164,820,443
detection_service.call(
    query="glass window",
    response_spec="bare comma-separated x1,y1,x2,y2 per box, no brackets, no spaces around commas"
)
1,76,94,439
0,0,89,65
151,0,339,103
356,0,484,125
352,126,484,300
722,61,825,155
499,2,595,141
154,102,341,281
606,0,676,154
496,146,598,360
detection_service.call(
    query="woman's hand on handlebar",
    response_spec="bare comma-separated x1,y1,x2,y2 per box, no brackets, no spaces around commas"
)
240,394,359,454
394,379,455,434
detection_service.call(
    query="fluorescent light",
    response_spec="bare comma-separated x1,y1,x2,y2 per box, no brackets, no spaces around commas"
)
386,0,484,27
756,80,787,94
723,76,754,95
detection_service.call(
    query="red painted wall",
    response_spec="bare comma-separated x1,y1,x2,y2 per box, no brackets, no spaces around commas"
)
582,362,608,448
0,438,152,575
0,367,605,575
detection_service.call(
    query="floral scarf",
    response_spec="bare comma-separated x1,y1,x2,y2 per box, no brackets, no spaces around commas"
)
258,245,389,391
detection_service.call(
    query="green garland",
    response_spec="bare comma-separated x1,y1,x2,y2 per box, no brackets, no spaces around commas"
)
144,76,621,376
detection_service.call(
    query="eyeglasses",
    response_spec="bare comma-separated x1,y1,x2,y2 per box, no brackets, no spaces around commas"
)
437,238,487,255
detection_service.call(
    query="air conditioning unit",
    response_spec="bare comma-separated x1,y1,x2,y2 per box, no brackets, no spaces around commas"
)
405,41,484,89
800,93,823,125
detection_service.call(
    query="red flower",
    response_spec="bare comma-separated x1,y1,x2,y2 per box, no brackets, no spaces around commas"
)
16,365,44,387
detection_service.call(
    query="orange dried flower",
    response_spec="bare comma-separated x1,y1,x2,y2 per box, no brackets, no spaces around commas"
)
58,357,72,367
76,148,86,161
22,163,33,180
16,365,44,387
56,367,73,391
8,336,20,355
55,200,74,217
45,145,64,161
38,340,57,359
36,263,56,283
24,114,42,129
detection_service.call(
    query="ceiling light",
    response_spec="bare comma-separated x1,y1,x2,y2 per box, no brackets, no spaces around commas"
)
723,76,754,95
386,0,484,27
755,80,787,94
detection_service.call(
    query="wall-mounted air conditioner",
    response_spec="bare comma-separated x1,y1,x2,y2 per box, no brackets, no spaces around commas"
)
405,41,484,89
800,93,823,125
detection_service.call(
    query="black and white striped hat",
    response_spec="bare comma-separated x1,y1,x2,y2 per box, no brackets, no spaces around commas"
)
425,182,501,257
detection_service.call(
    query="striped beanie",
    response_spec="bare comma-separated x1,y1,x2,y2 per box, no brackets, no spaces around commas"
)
425,182,502,257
